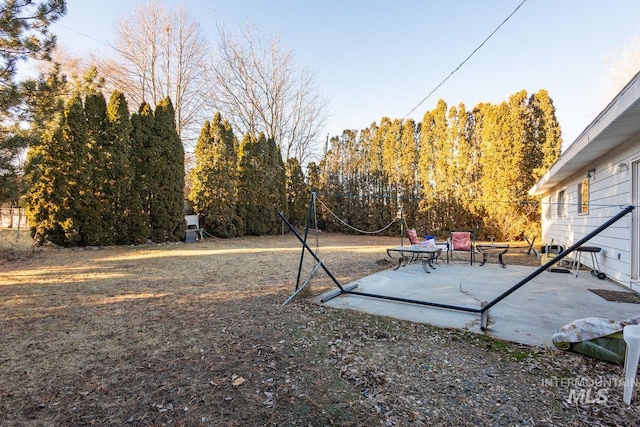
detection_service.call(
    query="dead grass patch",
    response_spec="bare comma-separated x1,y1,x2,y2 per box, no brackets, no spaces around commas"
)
0,233,638,425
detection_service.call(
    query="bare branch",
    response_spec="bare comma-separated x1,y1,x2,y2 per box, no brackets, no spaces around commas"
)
94,0,210,149
208,24,326,163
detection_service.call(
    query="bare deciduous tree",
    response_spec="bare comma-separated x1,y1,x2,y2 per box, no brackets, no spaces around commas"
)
95,0,209,148
603,35,640,101
208,25,327,164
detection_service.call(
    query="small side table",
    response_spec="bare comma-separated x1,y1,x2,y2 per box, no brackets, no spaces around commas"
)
571,246,605,279
476,244,509,268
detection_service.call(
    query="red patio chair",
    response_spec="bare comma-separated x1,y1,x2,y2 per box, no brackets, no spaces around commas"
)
407,228,423,245
448,231,475,265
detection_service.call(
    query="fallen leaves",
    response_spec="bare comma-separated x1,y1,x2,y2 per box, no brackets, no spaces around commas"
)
231,375,245,387
3,235,640,426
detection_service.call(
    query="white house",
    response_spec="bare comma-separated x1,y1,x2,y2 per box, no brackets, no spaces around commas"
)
529,70,640,292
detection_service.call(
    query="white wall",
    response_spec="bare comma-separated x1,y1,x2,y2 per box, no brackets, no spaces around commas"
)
541,133,640,289
0,208,26,229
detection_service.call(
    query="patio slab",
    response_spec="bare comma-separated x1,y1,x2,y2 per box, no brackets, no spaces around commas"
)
313,261,640,347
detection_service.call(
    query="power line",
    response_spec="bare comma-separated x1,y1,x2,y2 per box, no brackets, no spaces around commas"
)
53,22,108,47
51,21,126,55
403,0,528,119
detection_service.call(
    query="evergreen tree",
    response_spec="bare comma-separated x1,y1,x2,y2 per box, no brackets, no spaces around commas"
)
190,113,240,237
24,114,67,245
236,132,286,235
307,162,320,194
131,98,186,243
522,89,563,239
340,129,366,229
306,161,323,229
62,95,95,245
130,102,155,242
418,100,453,233
380,117,419,229
313,89,562,240
16,67,67,207
529,89,563,180
314,124,399,235
370,118,398,231
416,100,481,235
106,90,146,244
447,103,480,230
23,67,134,246
149,97,186,242
357,125,379,230
25,96,89,246
365,123,387,229
265,136,287,234
285,157,308,227
81,91,108,245
318,133,348,232
236,132,263,235
397,118,420,228
24,72,179,246
0,0,67,205
478,91,534,240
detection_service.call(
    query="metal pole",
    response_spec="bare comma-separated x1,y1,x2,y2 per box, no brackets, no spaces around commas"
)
480,205,634,314
283,262,323,306
294,192,316,290
279,211,346,292
400,209,405,247
343,289,482,313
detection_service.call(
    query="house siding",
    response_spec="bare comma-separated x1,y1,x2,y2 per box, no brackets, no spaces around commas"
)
541,133,640,290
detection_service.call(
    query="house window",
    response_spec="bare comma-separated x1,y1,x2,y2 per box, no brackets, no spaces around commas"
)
578,178,589,215
557,190,566,218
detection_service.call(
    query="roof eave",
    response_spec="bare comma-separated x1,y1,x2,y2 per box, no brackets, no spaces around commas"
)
529,70,640,196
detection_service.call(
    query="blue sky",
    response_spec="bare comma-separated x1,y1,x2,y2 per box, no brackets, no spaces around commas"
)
51,0,640,149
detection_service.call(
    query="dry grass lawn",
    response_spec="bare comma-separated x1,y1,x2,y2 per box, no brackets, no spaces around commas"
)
1,230,639,426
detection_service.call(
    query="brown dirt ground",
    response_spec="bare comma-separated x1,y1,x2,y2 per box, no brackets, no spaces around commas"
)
1,230,640,426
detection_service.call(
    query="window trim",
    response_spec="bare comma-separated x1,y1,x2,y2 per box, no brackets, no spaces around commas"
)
557,189,566,218
545,195,553,219
578,178,589,215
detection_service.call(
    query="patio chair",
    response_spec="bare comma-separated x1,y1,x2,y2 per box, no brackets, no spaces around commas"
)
397,229,423,266
407,228,423,245
447,231,475,265
407,229,444,264
407,229,439,248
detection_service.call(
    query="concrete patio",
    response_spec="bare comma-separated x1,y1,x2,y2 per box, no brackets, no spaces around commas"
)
313,260,640,347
